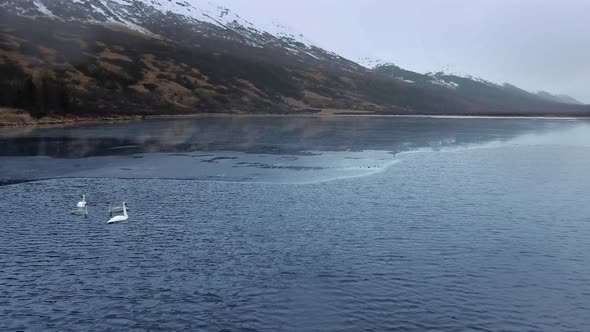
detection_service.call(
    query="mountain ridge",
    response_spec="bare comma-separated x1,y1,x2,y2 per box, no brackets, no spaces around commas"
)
369,60,582,106
535,91,582,105
0,0,588,123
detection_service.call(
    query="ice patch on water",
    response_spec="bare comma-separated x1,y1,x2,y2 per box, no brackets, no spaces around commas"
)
3,122,590,186
0,149,402,185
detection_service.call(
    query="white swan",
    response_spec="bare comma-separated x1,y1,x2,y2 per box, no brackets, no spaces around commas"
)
77,195,87,208
107,202,128,224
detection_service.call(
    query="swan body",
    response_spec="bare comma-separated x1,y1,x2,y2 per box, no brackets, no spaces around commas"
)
107,202,128,224
77,195,87,208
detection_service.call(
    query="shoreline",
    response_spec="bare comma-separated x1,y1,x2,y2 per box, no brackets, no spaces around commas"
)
1,110,589,129
0,108,146,128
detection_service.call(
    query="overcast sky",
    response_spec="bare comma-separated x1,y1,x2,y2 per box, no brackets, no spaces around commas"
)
224,0,589,103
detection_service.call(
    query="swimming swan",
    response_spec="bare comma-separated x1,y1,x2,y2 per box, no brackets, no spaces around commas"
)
107,202,128,224
77,195,87,208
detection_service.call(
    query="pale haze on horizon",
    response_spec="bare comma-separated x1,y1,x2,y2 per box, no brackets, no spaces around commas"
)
223,0,590,103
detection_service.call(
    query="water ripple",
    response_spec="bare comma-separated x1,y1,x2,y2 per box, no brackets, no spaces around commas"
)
2,144,590,330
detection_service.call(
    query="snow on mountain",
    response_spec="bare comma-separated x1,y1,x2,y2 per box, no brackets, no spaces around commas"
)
33,0,55,17
427,71,502,89
361,57,502,91
462,74,500,88
423,72,458,89
1,0,349,65
371,62,579,106
356,56,385,69
429,78,459,90
109,0,316,46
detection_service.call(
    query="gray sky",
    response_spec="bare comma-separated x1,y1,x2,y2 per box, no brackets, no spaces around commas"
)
225,0,589,103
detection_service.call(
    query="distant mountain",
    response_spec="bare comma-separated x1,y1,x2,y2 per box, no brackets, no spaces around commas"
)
536,91,583,105
0,0,588,120
372,63,588,112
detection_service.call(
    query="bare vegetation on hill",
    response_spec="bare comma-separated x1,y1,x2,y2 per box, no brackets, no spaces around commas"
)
0,10,588,124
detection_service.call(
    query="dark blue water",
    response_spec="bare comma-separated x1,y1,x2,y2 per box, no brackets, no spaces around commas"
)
2,116,590,331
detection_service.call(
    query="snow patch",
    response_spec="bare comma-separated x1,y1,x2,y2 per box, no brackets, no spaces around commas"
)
430,79,459,89
90,3,109,17
356,56,386,69
34,0,55,17
464,74,500,88
397,78,415,84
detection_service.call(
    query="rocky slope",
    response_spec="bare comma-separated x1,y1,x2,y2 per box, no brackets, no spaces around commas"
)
0,0,588,121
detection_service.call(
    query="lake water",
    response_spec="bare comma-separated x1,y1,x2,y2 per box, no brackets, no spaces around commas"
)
2,116,590,331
